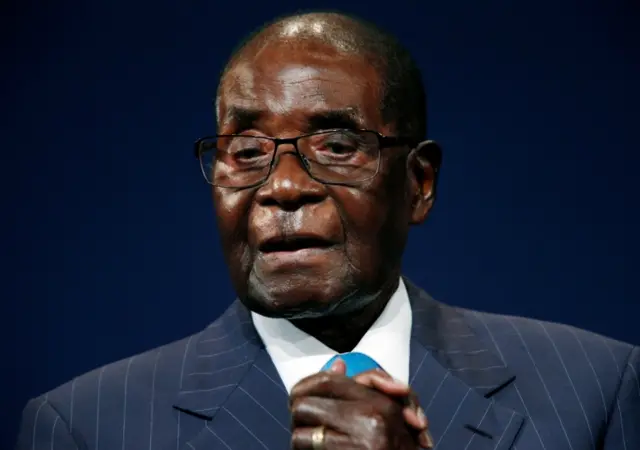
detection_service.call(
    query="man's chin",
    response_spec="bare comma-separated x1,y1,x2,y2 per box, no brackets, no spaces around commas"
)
242,271,356,319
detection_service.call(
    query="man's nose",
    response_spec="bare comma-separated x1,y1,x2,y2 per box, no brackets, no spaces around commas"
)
254,147,326,210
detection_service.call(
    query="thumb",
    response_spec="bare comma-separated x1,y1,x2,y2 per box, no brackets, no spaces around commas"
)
327,357,347,374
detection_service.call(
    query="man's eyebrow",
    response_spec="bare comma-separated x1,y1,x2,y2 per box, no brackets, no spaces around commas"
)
223,106,263,130
221,106,365,132
306,108,365,132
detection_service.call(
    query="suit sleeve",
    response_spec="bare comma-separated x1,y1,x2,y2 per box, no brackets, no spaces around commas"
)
15,397,80,450
603,346,640,449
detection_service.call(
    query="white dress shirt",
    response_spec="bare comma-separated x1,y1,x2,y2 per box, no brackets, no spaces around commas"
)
251,278,412,393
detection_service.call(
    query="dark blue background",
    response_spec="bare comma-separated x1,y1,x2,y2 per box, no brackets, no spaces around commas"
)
3,0,638,447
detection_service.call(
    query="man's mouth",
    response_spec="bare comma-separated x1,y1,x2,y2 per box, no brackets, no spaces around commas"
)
259,235,335,253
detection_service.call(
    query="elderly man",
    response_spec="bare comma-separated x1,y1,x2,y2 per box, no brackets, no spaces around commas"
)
16,11,638,450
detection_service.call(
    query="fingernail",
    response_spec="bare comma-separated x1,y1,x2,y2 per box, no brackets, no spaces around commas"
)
416,407,428,428
421,430,434,449
328,358,342,372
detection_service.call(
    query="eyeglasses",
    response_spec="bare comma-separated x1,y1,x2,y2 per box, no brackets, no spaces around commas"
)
193,129,416,188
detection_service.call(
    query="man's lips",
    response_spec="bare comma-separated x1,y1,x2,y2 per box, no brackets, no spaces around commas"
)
258,234,336,253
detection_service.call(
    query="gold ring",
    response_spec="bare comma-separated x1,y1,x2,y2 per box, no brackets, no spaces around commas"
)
310,425,326,450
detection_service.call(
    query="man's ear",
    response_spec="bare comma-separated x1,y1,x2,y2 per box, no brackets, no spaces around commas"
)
407,140,442,225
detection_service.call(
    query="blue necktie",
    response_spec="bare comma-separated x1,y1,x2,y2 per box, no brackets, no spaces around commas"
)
321,352,382,377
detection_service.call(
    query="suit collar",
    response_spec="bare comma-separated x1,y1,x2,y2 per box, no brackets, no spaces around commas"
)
172,279,525,450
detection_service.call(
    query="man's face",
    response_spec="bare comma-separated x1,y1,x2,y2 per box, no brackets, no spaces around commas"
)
214,38,419,318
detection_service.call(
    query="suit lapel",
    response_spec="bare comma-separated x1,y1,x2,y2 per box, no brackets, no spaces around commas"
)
170,301,291,450
405,278,526,449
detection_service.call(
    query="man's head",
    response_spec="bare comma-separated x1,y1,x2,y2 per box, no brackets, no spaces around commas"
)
209,11,441,319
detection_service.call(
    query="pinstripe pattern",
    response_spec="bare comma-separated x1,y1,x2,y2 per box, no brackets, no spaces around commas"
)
15,278,639,449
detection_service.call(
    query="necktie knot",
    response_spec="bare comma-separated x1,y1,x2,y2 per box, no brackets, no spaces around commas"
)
321,352,382,377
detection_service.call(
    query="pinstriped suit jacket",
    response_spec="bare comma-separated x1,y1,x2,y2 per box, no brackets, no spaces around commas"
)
16,279,639,450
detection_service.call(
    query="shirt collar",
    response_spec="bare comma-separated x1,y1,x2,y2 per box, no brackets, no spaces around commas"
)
251,278,412,392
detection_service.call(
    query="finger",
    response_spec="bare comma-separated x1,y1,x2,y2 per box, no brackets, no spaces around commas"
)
420,429,435,449
403,405,428,430
290,396,427,449
291,372,390,403
402,392,429,430
291,426,352,450
353,370,411,396
352,371,427,431
291,395,407,439
291,396,350,430
354,367,392,379
327,357,346,374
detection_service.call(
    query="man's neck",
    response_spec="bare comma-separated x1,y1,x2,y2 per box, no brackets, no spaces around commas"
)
288,277,400,353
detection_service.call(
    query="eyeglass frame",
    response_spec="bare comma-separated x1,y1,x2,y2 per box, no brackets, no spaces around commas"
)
193,128,440,189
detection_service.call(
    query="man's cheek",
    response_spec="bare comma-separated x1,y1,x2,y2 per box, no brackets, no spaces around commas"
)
344,239,379,271
230,244,253,273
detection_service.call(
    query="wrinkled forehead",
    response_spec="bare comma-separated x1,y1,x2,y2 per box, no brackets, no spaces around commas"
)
216,41,384,131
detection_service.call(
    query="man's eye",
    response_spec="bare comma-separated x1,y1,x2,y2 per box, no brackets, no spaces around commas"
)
234,148,265,159
322,142,357,154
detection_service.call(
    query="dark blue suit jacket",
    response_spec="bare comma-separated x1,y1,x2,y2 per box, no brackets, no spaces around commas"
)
16,279,639,449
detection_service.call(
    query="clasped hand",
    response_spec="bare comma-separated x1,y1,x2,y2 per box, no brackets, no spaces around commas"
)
289,359,433,449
